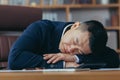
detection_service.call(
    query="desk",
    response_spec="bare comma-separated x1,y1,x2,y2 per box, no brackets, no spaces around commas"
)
0,69,120,80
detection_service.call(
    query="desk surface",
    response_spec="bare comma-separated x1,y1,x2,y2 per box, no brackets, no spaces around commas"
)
1,69,120,80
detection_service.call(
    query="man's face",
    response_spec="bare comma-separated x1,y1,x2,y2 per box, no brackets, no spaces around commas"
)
59,22,91,55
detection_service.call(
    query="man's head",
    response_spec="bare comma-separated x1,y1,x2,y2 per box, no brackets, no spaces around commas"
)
59,20,108,55
84,20,108,53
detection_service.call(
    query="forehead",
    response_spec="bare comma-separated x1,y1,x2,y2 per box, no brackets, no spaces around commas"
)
76,23,88,32
63,26,90,42
72,29,90,38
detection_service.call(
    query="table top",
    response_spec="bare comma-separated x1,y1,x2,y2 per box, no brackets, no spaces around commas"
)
1,68,120,80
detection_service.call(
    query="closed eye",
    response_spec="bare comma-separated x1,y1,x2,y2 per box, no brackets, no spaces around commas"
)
73,37,79,45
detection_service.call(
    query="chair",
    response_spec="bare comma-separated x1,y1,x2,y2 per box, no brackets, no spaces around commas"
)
0,5,42,69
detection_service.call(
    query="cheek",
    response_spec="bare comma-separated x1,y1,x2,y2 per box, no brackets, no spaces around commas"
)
62,35,71,44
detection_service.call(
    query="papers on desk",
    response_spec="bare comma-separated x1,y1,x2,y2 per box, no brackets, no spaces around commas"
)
0,68,90,72
1,68,120,72
0,69,75,72
98,68,120,71
41,68,90,72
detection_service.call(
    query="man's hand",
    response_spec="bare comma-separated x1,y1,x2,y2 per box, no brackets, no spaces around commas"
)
43,53,76,64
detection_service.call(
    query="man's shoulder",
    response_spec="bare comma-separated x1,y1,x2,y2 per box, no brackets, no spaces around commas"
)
91,46,118,57
105,46,117,53
31,19,70,27
34,19,66,24
103,47,119,59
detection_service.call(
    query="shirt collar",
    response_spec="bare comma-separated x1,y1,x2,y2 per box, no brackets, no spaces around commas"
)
61,24,73,38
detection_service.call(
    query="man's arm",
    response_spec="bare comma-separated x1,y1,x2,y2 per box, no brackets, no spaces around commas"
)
43,53,77,64
8,20,46,70
8,20,67,69
43,53,81,68
8,51,45,70
8,20,57,70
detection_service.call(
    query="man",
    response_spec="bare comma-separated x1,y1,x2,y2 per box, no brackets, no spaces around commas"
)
8,20,119,70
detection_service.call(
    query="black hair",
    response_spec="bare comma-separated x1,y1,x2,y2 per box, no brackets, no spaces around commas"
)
83,20,108,53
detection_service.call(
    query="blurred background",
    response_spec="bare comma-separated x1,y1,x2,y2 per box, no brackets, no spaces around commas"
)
0,0,119,53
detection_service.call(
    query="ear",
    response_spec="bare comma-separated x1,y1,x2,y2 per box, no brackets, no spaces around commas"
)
71,22,80,29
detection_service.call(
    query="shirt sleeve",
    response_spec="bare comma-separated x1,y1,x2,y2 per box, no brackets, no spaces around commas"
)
74,55,79,63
